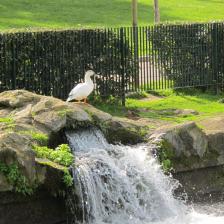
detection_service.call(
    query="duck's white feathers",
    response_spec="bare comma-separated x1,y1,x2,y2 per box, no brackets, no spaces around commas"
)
67,82,94,102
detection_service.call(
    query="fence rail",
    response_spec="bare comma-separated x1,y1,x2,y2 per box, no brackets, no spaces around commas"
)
0,23,224,102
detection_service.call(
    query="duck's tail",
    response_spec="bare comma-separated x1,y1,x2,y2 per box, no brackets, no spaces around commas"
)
66,96,72,102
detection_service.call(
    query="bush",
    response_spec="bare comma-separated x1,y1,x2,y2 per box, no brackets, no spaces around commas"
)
150,23,224,88
0,29,138,99
33,144,74,187
33,144,74,167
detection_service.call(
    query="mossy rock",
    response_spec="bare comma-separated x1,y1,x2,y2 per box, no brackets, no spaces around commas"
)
102,117,148,144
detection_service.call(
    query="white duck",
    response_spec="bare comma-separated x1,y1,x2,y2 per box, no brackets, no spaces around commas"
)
66,70,95,103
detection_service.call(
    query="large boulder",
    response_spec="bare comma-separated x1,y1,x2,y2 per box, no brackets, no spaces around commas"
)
0,90,149,194
149,121,224,172
149,119,224,201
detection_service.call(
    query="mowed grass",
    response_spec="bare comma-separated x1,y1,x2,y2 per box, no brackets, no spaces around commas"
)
93,90,224,124
0,0,224,31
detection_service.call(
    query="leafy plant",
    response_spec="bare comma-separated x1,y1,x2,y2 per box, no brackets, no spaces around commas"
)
33,144,73,167
157,140,175,172
63,169,73,187
33,144,74,187
0,162,34,195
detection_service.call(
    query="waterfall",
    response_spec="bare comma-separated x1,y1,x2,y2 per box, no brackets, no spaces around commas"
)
66,128,224,224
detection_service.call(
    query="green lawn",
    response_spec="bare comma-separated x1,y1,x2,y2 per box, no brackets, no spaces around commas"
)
93,90,224,124
0,0,224,31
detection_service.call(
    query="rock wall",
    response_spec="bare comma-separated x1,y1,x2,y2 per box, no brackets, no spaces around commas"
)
0,90,149,223
149,120,224,201
0,190,66,224
1,89,224,219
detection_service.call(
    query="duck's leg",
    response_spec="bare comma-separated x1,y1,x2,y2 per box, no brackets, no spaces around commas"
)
84,98,87,104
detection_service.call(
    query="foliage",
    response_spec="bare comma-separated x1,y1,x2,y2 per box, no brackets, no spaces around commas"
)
19,130,48,146
157,140,175,172
0,162,34,195
151,23,224,88
33,144,74,187
33,144,74,167
63,169,73,187
0,29,137,99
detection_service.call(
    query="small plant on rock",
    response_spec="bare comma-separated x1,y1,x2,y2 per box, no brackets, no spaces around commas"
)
33,144,74,187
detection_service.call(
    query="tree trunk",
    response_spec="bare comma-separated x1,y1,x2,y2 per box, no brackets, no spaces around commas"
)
154,0,160,23
132,0,138,27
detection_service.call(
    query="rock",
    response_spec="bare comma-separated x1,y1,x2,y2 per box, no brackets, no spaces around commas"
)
0,132,36,183
0,173,12,192
0,90,40,108
174,109,199,116
218,98,224,103
76,103,112,122
150,122,208,157
102,117,148,144
0,90,149,195
125,110,140,120
137,108,199,117
149,122,211,172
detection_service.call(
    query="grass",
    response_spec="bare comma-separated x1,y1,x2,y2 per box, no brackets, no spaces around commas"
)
0,0,224,31
93,89,224,124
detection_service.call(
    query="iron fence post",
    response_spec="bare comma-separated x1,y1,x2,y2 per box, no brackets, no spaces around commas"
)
11,38,16,89
120,27,126,106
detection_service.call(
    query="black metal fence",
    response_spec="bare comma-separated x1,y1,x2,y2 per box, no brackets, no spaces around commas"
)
0,22,224,102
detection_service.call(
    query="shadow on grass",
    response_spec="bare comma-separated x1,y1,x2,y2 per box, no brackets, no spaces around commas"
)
0,0,182,30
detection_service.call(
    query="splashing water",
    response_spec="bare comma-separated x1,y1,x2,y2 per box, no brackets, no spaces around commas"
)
66,128,224,224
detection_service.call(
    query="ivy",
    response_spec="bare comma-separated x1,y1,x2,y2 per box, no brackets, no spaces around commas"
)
0,162,34,195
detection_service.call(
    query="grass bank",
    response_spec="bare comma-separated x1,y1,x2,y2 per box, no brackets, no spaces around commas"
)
0,0,224,31
92,89,224,124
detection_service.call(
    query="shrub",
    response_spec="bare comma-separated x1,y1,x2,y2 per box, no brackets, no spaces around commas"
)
33,144,74,167
0,29,138,99
150,23,224,89
33,144,74,187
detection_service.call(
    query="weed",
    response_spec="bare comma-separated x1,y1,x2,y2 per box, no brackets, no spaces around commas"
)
0,162,34,195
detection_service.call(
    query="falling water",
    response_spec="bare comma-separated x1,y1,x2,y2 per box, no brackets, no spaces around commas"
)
66,128,224,224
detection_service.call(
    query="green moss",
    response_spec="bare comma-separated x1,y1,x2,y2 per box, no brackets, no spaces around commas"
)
31,111,36,118
18,130,48,146
0,162,34,195
33,144,74,187
0,117,16,132
157,140,175,172
0,117,14,123
57,109,72,118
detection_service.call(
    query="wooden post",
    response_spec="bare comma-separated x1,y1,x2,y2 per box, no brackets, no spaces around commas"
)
154,0,160,23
